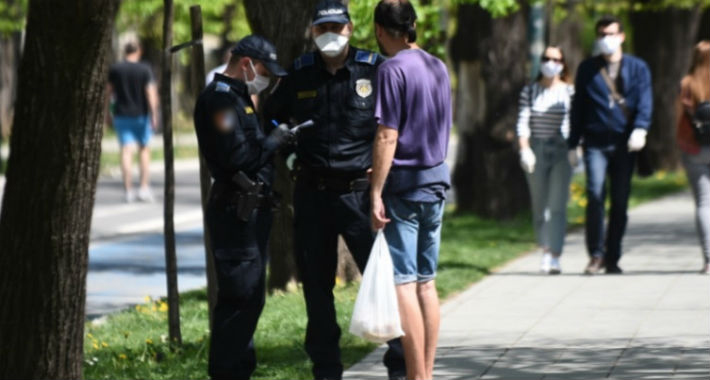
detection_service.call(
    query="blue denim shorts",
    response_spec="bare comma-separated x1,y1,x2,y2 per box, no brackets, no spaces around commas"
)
114,115,152,147
383,197,445,285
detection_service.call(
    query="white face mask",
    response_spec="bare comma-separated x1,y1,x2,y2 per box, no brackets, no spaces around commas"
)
540,60,563,78
244,59,270,95
314,32,349,57
598,35,622,56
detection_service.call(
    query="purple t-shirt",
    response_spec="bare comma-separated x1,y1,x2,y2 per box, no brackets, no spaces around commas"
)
375,48,452,168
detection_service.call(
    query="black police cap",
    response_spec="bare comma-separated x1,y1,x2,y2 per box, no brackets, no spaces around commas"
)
231,35,287,77
312,0,350,25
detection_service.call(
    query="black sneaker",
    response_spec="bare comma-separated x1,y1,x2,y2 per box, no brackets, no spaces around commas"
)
605,265,623,274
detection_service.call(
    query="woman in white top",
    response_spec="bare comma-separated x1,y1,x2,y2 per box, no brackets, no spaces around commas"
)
516,46,575,274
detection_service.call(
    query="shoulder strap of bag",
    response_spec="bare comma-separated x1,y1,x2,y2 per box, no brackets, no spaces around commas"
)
599,62,630,120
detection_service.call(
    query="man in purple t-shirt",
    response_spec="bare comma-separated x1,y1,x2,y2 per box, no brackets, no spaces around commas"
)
370,1,452,378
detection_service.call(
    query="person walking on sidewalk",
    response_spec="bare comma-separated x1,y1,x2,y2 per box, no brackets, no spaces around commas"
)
370,1,452,379
516,46,574,275
106,40,160,203
676,40,710,274
567,15,653,275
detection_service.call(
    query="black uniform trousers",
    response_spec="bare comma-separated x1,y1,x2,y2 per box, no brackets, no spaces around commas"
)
206,192,272,380
293,179,405,380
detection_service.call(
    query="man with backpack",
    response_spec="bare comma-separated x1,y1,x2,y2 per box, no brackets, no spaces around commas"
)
567,15,653,275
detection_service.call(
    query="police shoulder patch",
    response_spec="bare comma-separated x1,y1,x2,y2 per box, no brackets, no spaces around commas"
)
354,50,378,65
215,81,231,93
294,53,315,70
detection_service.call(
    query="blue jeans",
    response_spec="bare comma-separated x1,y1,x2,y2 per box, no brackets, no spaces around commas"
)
383,197,445,285
526,137,572,255
584,142,636,267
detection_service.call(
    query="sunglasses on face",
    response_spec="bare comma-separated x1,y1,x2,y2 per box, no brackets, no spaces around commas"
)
542,56,563,63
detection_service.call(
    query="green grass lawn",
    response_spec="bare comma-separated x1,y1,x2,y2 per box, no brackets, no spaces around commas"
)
83,172,688,380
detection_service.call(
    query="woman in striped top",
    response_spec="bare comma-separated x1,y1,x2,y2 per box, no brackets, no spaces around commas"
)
516,46,575,274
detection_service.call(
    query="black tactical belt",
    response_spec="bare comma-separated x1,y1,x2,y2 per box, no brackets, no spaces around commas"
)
294,165,370,192
211,182,273,208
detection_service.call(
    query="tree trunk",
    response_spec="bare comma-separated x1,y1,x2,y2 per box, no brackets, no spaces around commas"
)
244,0,325,291
630,7,703,171
451,3,530,219
161,0,182,346
699,8,710,41
548,0,584,79
0,0,120,378
189,4,219,330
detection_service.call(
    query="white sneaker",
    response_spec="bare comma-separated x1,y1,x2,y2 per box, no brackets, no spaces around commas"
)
540,252,552,274
550,256,561,275
137,186,155,203
124,189,136,203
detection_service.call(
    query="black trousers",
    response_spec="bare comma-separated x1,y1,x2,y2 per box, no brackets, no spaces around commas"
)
206,195,272,380
293,180,406,380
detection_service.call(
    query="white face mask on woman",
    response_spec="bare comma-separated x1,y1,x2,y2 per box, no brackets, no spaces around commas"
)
540,60,563,78
314,32,349,57
244,59,270,95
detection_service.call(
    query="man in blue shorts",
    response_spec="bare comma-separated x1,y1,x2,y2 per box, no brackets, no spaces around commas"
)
106,40,159,202
369,1,452,379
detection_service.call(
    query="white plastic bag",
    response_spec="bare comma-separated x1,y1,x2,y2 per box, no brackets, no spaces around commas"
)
349,230,404,343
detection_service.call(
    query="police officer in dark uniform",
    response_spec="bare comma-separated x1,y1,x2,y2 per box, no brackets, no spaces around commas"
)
193,35,293,380
265,2,405,379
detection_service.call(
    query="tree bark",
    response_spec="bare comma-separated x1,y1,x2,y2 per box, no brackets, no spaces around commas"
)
0,0,120,378
244,0,323,291
450,3,530,219
548,1,584,79
630,7,703,171
189,4,219,330
161,0,182,346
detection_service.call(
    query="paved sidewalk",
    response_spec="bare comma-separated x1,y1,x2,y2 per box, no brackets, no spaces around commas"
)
345,192,710,379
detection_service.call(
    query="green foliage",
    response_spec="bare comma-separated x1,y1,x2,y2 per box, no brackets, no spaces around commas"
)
117,0,251,51
0,0,26,36
452,0,520,17
349,0,446,58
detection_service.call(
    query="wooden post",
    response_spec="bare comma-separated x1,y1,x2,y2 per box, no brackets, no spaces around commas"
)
161,0,182,346
189,4,218,329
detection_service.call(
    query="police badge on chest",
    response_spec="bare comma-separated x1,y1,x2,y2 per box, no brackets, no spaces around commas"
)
355,79,372,98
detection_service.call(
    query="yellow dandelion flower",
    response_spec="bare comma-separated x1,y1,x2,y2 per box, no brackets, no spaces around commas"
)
151,305,157,312
118,354,127,360
87,333,94,339
144,295,152,303
146,338,153,345
101,342,108,348
92,343,99,350
578,199,588,207
158,302,168,312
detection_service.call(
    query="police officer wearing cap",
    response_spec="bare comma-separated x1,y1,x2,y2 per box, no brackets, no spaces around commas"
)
193,35,293,380
265,1,405,379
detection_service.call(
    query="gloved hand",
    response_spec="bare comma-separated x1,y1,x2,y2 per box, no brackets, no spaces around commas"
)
269,123,296,147
628,128,647,152
519,148,536,174
568,148,581,168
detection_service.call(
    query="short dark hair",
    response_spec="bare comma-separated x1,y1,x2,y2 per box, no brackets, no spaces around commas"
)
595,15,624,34
374,0,418,43
227,54,244,69
124,41,140,55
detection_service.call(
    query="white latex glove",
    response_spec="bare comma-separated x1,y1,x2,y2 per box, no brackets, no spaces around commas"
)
519,148,536,174
628,128,647,152
568,148,581,168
